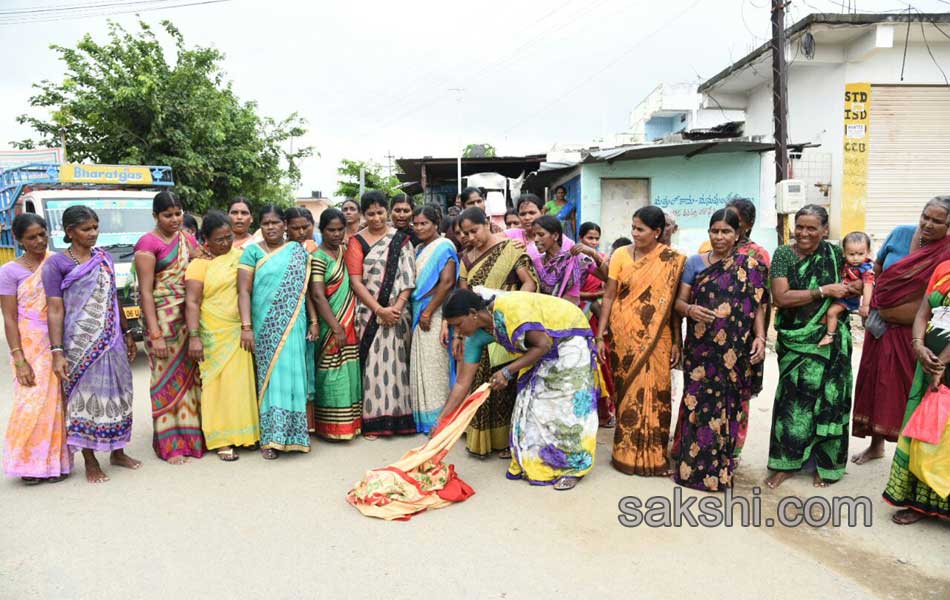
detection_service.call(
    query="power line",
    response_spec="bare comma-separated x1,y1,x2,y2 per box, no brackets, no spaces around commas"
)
0,0,183,16
318,0,586,128
918,15,950,85
0,0,230,25
356,0,618,137
501,0,705,137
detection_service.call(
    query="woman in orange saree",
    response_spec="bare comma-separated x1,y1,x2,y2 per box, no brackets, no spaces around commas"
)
1,215,71,482
597,206,685,476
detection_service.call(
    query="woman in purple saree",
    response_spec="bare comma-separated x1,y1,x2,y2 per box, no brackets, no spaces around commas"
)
44,206,140,484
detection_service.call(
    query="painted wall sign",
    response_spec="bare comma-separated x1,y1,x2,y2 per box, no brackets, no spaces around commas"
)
841,83,871,235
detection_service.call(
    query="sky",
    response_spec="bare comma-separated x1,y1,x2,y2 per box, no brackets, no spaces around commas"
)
2,0,948,199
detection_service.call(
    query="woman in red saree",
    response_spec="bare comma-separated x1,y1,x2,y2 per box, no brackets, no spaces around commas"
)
135,192,205,463
574,222,615,426
852,197,950,464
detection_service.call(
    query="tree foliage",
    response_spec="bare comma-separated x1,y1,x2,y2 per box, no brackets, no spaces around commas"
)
14,20,313,215
335,159,400,200
463,143,496,158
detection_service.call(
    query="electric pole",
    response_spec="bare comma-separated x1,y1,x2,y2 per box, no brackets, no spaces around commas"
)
771,0,789,244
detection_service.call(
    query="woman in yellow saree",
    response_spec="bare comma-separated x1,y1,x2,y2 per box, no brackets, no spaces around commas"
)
597,206,685,476
185,212,260,461
457,207,538,458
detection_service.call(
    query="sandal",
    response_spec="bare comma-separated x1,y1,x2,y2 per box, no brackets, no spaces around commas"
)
21,477,42,486
45,474,69,484
498,448,512,459
553,476,579,491
217,448,239,462
260,448,278,460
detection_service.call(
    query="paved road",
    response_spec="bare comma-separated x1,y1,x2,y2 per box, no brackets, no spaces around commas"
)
0,344,947,599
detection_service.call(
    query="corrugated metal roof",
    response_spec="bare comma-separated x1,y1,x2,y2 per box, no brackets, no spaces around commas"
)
582,139,776,164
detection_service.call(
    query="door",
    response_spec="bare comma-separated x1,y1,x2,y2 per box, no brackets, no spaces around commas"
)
600,178,650,250
866,85,950,244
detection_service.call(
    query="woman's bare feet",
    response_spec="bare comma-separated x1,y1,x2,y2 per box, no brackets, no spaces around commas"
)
109,450,142,470
765,470,794,489
817,333,835,347
851,437,885,464
812,471,834,488
892,508,929,525
82,450,109,484
168,455,189,465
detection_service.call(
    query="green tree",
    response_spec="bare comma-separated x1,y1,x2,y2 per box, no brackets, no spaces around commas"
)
335,159,400,200
463,143,496,158
13,20,313,215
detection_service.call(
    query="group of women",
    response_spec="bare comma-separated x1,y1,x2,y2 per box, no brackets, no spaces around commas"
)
1,186,948,523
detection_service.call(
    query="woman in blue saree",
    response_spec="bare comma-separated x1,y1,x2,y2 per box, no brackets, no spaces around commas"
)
408,205,458,433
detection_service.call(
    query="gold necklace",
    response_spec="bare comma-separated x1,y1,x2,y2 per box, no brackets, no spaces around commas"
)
18,254,40,272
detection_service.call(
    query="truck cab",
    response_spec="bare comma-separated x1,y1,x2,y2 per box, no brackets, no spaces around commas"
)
0,162,174,335
22,189,155,330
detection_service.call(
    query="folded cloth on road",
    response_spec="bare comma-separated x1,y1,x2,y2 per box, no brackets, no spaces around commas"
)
346,384,491,521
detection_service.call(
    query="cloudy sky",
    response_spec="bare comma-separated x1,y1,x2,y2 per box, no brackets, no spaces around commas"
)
2,0,947,199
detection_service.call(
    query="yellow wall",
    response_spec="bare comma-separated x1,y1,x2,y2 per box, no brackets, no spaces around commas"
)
841,83,871,235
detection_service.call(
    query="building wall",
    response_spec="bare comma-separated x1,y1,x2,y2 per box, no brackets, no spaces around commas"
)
579,152,769,253
738,41,950,237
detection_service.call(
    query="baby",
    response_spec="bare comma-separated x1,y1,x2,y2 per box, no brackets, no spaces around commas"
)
820,231,874,347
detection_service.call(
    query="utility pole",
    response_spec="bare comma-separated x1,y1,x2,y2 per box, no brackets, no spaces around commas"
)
359,165,365,197
449,88,464,195
384,150,395,178
771,0,790,244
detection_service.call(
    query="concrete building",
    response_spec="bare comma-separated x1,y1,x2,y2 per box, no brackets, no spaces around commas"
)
528,140,775,253
628,82,745,143
700,12,950,243
296,191,331,221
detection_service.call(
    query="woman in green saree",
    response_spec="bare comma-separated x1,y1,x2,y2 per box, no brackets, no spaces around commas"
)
765,205,855,489
237,204,311,458
883,258,950,524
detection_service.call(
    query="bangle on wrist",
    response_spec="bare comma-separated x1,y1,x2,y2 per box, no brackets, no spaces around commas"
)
14,358,27,367
51,344,64,353
8,347,21,355
148,329,162,340
188,329,200,338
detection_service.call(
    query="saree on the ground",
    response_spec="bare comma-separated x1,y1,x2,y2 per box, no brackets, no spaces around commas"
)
460,239,539,456
608,245,685,475
185,249,259,450
883,260,950,519
42,250,133,452
347,385,490,521
855,235,950,442
409,236,457,434
671,253,768,491
488,292,600,485
346,230,416,436
768,242,852,481
239,242,311,452
2,257,71,477
312,247,362,440
135,231,204,459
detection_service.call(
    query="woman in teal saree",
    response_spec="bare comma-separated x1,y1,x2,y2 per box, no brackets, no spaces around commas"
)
237,205,311,458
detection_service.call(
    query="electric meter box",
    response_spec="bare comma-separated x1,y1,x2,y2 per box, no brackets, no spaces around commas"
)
775,179,806,214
